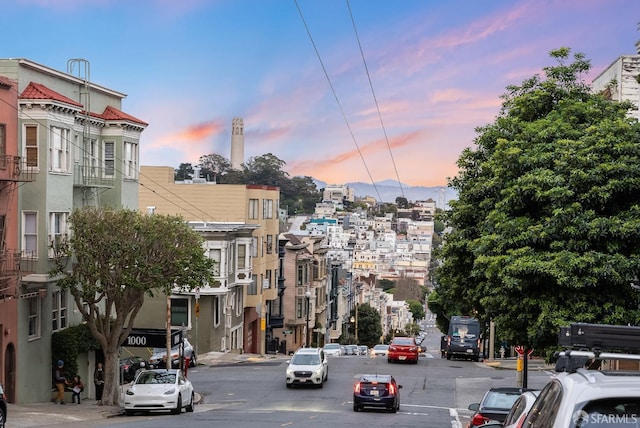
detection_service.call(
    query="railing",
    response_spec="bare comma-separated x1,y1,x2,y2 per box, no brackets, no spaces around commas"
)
0,155,34,182
73,164,115,187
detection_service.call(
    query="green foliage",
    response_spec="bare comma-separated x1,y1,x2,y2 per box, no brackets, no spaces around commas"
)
435,48,640,355
353,303,383,347
407,299,425,321
52,324,100,381
378,279,395,291
395,197,409,208
405,322,421,336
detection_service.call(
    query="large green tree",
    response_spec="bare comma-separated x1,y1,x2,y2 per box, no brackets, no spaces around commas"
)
353,303,383,347
51,208,215,405
435,48,640,356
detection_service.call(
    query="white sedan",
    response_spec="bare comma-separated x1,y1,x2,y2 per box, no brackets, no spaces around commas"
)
124,369,194,416
149,339,197,368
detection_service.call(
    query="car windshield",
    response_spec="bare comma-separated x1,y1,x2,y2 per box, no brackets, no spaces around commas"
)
374,345,388,349
324,344,340,349
483,391,521,409
392,338,414,346
291,354,320,365
135,371,176,385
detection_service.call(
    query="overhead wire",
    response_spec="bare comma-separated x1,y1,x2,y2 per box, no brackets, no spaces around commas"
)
346,0,405,200
294,0,383,204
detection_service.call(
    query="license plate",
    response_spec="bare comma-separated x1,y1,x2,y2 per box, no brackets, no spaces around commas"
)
399,356,406,360
371,390,379,397
300,379,307,382
466,349,473,353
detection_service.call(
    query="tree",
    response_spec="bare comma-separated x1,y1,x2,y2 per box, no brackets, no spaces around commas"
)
174,163,194,181
378,278,395,292
395,196,409,209
393,277,425,302
50,207,215,405
407,299,425,321
352,303,382,347
198,153,232,182
435,48,640,357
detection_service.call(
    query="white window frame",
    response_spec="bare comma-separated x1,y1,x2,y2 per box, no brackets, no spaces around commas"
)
22,211,38,259
262,199,273,219
248,199,259,220
124,141,138,179
209,248,221,276
104,141,115,176
252,237,258,258
28,295,41,340
50,126,70,173
52,289,67,331
237,243,248,270
24,124,38,169
235,290,242,317
49,212,69,259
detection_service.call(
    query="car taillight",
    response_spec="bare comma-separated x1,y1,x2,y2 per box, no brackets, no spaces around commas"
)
354,383,361,393
388,383,395,394
410,347,417,352
447,336,452,345
470,413,490,427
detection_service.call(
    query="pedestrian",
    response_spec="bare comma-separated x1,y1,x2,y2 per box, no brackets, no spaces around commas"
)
70,375,84,404
94,362,105,405
52,360,69,405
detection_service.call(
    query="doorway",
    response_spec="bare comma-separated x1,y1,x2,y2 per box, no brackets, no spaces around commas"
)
4,342,15,402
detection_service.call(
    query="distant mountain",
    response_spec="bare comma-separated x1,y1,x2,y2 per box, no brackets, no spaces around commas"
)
313,179,457,209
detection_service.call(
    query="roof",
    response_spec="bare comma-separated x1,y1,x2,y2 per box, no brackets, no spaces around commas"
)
100,105,148,126
19,81,83,107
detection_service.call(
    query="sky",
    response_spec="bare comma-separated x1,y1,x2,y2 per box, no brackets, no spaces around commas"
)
2,0,640,187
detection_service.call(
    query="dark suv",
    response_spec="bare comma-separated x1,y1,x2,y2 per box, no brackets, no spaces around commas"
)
0,383,7,428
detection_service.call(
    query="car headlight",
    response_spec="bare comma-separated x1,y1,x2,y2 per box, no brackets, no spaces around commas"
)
163,388,176,395
125,389,134,396
286,368,294,376
313,368,322,376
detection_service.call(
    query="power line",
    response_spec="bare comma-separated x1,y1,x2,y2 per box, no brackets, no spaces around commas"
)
346,0,405,200
294,0,383,204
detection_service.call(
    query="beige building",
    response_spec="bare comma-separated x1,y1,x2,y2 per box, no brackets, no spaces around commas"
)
138,165,281,355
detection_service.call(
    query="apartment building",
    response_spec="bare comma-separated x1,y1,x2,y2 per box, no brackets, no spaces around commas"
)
0,58,146,403
138,165,281,355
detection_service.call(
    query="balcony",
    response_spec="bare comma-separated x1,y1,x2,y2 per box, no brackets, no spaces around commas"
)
0,155,34,182
74,164,115,188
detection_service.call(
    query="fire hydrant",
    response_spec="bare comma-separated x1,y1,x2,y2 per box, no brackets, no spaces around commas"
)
499,346,506,359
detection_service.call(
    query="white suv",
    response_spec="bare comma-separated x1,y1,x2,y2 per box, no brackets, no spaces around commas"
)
285,348,328,388
523,362,640,427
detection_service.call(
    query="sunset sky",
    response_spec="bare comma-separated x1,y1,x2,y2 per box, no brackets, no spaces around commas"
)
3,0,639,186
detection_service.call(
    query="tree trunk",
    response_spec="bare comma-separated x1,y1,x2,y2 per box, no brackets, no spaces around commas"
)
102,347,121,406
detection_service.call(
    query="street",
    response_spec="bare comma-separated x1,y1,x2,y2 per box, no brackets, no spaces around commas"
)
88,330,555,428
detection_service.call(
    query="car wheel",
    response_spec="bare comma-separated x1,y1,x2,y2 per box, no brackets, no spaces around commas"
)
125,409,134,416
186,392,194,412
172,394,182,415
353,404,359,412
190,354,197,367
318,380,324,388
286,383,292,388
324,369,329,382
387,357,392,363
446,353,451,360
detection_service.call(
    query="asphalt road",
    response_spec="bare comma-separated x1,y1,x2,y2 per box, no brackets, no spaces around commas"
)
93,329,555,428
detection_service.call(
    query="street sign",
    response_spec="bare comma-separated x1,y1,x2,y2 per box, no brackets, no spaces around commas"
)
195,301,200,318
515,345,524,355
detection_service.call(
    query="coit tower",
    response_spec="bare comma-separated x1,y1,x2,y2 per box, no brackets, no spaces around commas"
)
230,117,244,170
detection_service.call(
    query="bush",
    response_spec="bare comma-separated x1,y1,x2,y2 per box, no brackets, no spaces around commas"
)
52,324,101,380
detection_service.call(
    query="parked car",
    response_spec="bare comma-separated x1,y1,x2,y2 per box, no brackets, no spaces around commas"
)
0,383,6,428
344,344,359,355
467,387,530,427
353,374,402,413
285,347,328,388
358,345,369,356
523,366,640,427
503,390,540,428
372,344,389,356
323,343,343,357
120,356,148,383
149,339,196,368
124,369,194,416
387,337,419,364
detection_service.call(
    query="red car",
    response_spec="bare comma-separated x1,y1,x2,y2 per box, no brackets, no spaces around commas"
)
387,337,419,364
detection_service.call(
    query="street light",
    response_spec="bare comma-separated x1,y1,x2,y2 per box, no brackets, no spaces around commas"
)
305,290,311,348
350,316,356,344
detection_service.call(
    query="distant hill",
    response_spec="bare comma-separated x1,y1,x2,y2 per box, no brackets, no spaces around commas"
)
313,179,457,209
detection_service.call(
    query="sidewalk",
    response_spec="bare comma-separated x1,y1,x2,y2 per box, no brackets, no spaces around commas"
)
484,356,555,371
7,351,286,426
